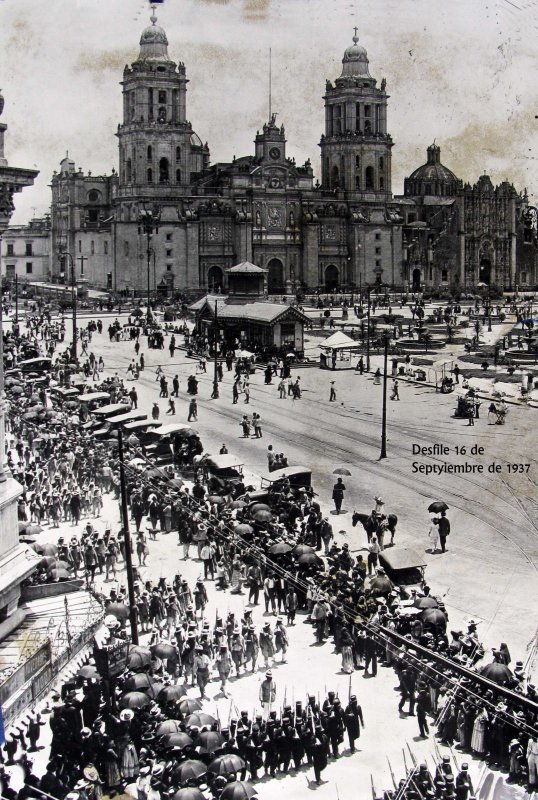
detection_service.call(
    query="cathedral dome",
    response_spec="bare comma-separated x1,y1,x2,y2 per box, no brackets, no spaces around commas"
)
405,144,459,196
340,30,371,78
138,14,170,62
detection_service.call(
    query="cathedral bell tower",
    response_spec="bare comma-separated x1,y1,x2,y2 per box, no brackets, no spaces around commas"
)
320,29,392,200
116,7,209,199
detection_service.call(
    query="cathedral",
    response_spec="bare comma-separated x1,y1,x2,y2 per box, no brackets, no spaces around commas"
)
44,12,536,294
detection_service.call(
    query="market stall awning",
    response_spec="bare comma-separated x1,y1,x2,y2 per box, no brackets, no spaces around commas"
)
320,331,359,350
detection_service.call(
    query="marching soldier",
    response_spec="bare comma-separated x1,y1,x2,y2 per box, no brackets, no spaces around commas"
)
344,694,364,753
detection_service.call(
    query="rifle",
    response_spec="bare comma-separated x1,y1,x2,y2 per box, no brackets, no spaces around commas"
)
387,757,397,789
448,744,460,773
216,706,221,731
348,674,352,702
370,774,377,800
407,742,418,768
402,748,408,773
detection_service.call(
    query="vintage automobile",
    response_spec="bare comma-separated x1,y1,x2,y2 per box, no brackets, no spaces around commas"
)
378,547,427,599
199,454,245,495
247,465,313,504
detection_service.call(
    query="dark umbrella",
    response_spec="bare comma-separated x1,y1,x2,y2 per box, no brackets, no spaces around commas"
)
296,552,322,566
127,650,152,671
253,509,273,523
151,642,178,660
120,691,152,710
220,781,258,800
185,712,217,727
163,732,193,750
196,730,224,755
292,544,315,556
369,575,393,594
208,495,225,505
172,760,207,783
156,720,182,736
10,386,24,396
24,524,43,536
420,608,447,631
415,596,438,609
230,500,247,509
18,522,28,533
178,698,203,715
20,536,38,545
234,524,253,536
268,542,292,555
107,602,130,620
35,543,58,556
77,665,100,680
427,501,449,514
172,790,206,800
333,467,352,476
158,684,187,702
209,754,246,776
249,503,271,515
49,568,71,581
132,308,144,318
169,478,184,489
480,662,514,686
125,673,154,692
147,681,166,699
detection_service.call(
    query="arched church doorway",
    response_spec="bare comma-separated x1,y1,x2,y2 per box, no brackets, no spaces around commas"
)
207,265,224,292
325,264,339,292
412,267,421,291
267,258,284,294
479,257,491,285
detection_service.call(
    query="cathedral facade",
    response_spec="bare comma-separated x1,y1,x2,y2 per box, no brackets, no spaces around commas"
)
43,15,536,294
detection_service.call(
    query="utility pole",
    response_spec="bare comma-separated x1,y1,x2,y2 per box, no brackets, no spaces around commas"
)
366,287,372,372
380,334,389,460
59,252,77,361
211,299,220,399
137,205,160,323
13,273,19,334
117,429,139,645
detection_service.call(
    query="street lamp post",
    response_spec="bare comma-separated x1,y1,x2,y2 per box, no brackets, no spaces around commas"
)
211,300,220,399
380,333,390,459
59,251,77,361
117,429,139,645
137,204,161,323
366,287,372,372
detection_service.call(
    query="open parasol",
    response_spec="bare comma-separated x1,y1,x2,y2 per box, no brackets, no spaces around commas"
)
172,760,207,783
178,698,203,715
268,542,292,555
209,754,246,776
220,782,258,800
172,791,206,800
158,684,187,703
196,730,225,755
120,691,152,710
427,501,449,514
333,467,352,476
296,552,322,566
155,720,182,736
253,509,273,523
185,712,217,728
162,732,193,750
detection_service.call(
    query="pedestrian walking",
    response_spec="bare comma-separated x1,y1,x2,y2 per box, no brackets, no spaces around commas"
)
152,403,160,420
188,398,198,421
436,510,450,553
391,379,400,400
253,413,262,438
332,477,346,514
329,381,336,402
166,399,176,415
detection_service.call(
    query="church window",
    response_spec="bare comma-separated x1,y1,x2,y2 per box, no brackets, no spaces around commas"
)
364,105,371,117
355,155,361,170
176,146,181,161
147,145,152,160
148,89,154,121
521,271,528,283
425,183,432,195
158,106,167,123
176,168,181,183
26,262,33,274
375,232,381,240
331,165,340,190
124,241,129,257
166,249,172,257
375,259,381,268
355,175,361,190
158,90,167,105
159,157,170,184
376,247,381,255
147,167,153,183
91,241,95,255
365,166,374,190
379,157,384,170
441,269,448,282
379,176,385,189
166,233,172,241
78,240,81,253
126,159,132,183
104,241,109,255
364,119,371,134
355,103,361,132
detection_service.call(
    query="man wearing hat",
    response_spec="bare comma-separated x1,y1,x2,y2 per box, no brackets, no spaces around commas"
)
344,695,364,753
259,671,276,709
453,763,473,800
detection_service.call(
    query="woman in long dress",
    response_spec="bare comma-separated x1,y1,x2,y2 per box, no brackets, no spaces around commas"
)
340,627,354,674
471,706,489,756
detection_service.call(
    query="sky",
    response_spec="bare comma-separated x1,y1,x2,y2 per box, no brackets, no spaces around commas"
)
2,0,538,224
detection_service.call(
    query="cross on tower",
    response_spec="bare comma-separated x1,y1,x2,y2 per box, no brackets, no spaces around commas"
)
353,26,358,41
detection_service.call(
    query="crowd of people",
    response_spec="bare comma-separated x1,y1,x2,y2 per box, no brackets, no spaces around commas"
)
0,298,537,800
